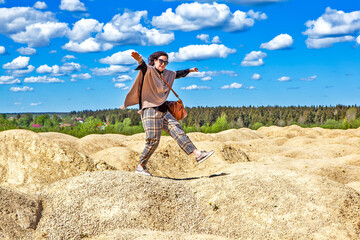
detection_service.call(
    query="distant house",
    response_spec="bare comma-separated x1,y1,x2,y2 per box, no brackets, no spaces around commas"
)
32,124,42,128
75,117,85,123
60,123,76,127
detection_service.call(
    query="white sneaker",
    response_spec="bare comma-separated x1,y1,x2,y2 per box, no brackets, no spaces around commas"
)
196,150,215,164
135,165,152,176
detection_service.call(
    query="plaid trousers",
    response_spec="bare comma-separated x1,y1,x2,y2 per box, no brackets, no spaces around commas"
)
139,107,196,166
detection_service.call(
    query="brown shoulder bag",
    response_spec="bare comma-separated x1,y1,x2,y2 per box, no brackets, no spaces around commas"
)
160,75,187,121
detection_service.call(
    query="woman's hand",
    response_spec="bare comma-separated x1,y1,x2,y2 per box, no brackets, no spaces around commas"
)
189,67,199,72
131,51,142,63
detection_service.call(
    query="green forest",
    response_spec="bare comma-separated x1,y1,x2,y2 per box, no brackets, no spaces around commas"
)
1,105,359,138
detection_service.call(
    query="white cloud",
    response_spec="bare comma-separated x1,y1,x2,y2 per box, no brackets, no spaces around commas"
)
97,10,174,47
221,82,243,89
33,1,47,9
10,22,68,47
14,102,22,105
30,102,42,106
181,85,211,90
0,7,56,35
113,75,132,82
60,0,86,12
169,44,236,62
357,35,360,44
0,0,5,4
260,33,293,50
245,86,256,90
63,38,113,53
17,47,36,55
114,83,129,89
67,18,103,42
91,65,130,76
251,73,261,80
152,2,266,32
300,75,317,81
197,34,210,43
62,55,76,62
24,76,65,83
11,65,35,76
0,76,21,85
36,62,81,75
225,0,286,4
3,56,30,70
0,46,5,54
37,64,54,74
212,36,221,43
99,49,136,65
278,76,290,82
71,73,91,81
241,51,267,66
303,7,360,48
305,36,354,49
49,50,57,54
188,70,238,78
10,86,34,92
201,76,212,81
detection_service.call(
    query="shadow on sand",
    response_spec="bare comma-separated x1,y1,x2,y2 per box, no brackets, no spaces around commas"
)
154,172,230,181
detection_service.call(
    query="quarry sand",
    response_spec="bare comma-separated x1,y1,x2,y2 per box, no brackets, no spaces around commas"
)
1,126,360,239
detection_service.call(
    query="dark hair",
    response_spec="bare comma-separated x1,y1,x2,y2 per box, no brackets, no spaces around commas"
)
148,51,168,66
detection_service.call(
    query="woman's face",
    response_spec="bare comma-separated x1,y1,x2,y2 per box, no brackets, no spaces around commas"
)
154,55,168,72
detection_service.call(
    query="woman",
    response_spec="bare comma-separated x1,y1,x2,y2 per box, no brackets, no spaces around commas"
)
120,51,214,176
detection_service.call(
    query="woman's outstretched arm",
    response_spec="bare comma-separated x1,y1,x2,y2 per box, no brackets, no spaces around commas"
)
175,67,199,79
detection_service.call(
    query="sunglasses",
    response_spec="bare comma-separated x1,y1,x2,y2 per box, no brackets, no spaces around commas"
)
158,59,169,66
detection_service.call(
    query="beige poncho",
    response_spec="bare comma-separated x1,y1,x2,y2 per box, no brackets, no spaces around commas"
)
123,64,176,114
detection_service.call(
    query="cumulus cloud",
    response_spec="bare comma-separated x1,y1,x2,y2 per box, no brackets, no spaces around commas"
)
30,102,42,106
91,65,130,76
17,47,36,55
71,73,91,81
152,2,266,32
221,82,243,89
197,34,210,43
303,7,360,48
113,75,132,82
278,76,290,82
251,73,261,80
33,1,47,9
0,46,5,55
36,62,81,75
24,76,65,83
11,65,35,76
181,85,211,90
201,76,212,81
63,38,113,53
169,44,236,62
97,10,174,47
62,55,76,62
300,75,317,81
260,33,293,50
0,7,56,35
357,35,360,44
67,18,103,42
241,51,267,66
60,0,86,12
10,22,68,47
212,36,221,43
99,49,136,65
3,56,30,70
305,36,354,49
114,83,129,90
0,76,21,85
10,86,34,92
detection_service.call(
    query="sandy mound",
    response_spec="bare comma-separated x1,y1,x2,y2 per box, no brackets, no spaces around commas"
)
0,130,114,193
34,167,360,239
0,186,41,239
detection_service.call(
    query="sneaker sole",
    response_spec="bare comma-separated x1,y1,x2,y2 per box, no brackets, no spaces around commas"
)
135,170,152,176
197,150,214,164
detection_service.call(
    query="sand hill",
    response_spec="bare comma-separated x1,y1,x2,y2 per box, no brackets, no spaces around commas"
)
0,126,360,239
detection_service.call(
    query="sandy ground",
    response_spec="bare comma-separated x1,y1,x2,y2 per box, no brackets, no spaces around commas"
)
0,126,360,239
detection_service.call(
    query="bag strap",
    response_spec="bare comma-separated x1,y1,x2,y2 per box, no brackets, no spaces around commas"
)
159,74,180,100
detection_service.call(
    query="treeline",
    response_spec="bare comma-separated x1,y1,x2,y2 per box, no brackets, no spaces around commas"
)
1,105,359,138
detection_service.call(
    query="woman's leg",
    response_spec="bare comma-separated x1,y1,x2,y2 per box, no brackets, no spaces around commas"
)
162,112,197,155
139,108,163,166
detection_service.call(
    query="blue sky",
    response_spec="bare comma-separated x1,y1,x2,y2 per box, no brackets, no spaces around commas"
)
0,0,359,113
